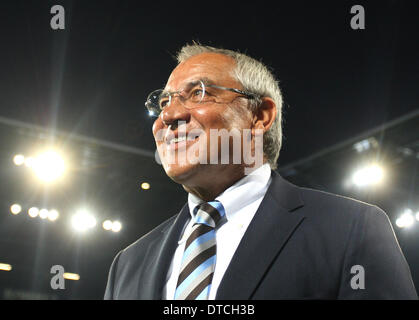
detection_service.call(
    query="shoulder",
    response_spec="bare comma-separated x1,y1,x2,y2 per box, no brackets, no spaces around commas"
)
295,185,391,230
300,186,380,212
270,170,389,227
272,171,387,221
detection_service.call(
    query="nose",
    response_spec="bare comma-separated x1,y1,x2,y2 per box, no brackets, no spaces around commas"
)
160,97,191,129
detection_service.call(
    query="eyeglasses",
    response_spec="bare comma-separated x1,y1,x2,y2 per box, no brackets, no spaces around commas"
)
145,80,259,117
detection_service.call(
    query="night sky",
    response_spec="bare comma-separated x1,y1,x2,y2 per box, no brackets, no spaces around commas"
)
1,1,418,166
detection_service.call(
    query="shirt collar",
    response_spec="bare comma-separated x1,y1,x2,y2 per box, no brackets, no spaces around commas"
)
187,163,272,221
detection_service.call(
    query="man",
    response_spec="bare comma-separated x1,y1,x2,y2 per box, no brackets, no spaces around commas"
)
104,43,417,299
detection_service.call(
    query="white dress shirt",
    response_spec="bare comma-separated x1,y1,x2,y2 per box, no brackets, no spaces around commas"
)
163,163,272,299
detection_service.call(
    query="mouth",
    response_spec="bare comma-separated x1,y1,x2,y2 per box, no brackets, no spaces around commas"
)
165,132,201,151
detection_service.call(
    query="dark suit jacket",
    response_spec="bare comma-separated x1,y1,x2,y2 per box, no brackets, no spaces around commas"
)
104,171,418,299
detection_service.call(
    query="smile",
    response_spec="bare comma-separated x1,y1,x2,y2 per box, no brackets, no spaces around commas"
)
166,134,201,151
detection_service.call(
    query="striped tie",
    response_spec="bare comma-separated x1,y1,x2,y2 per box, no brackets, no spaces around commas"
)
174,201,225,300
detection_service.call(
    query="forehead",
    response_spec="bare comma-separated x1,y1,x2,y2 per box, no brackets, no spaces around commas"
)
165,52,238,91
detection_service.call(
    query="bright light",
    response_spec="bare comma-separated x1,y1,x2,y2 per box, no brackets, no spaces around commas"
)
102,220,113,231
63,272,80,281
111,221,122,233
141,182,150,190
24,157,35,168
32,150,65,183
28,207,39,218
13,154,25,166
148,110,155,117
39,209,49,219
396,209,414,228
0,263,12,271
416,212,419,222
71,210,96,232
48,209,59,221
103,220,122,232
352,164,384,187
10,204,22,215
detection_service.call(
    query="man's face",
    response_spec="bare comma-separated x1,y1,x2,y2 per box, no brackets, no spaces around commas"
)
152,52,254,187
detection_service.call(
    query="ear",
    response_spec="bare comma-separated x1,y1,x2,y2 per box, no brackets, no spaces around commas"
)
252,97,277,135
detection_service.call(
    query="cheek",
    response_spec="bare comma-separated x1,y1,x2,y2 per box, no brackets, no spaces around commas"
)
220,105,253,131
193,108,218,121
152,119,164,139
193,107,232,130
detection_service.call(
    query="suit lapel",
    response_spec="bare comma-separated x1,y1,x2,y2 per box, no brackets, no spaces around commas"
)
216,171,305,299
146,203,190,299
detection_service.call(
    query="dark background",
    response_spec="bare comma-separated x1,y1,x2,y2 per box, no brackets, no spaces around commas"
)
0,0,418,299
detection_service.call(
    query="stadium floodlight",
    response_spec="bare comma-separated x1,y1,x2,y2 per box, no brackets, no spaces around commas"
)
102,220,113,231
39,209,49,219
32,150,66,183
111,221,122,233
352,163,384,187
102,220,122,232
0,263,12,271
28,207,39,218
63,273,80,281
13,154,25,166
71,209,97,232
48,209,59,221
395,209,415,228
10,204,22,215
141,182,150,190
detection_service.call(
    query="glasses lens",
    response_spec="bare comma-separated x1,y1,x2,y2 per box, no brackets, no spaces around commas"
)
185,81,205,107
145,81,207,116
145,89,165,117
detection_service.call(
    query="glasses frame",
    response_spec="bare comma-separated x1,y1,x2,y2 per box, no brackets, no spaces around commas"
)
145,80,260,117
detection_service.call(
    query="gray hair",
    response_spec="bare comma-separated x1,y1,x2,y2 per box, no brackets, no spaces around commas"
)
176,43,283,170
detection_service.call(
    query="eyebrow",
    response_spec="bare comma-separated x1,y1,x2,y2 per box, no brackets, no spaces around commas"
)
163,77,216,94
198,77,216,86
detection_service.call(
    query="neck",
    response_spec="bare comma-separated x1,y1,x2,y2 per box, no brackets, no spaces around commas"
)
182,166,246,202
182,162,268,201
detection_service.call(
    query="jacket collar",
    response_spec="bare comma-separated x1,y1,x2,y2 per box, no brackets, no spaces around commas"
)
215,170,305,299
147,203,191,299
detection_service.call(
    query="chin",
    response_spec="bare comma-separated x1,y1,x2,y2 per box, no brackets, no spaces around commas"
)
163,162,199,184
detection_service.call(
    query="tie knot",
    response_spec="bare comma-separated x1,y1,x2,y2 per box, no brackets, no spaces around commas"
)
193,201,225,228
